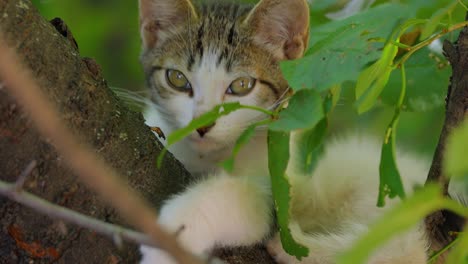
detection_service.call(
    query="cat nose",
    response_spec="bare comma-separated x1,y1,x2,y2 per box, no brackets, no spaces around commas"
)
196,123,216,137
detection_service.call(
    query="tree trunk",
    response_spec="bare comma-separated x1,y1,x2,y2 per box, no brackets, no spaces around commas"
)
424,13,468,262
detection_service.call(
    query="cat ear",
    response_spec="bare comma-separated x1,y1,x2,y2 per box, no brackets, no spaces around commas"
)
245,0,310,60
139,0,198,49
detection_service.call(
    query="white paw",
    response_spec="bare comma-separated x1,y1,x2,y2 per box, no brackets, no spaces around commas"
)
140,245,177,264
266,234,299,264
139,245,227,264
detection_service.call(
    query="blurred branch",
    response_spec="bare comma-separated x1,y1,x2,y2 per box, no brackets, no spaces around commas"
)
0,179,154,248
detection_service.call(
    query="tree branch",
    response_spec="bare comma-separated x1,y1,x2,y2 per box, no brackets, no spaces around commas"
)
425,12,468,262
0,179,154,248
0,33,204,264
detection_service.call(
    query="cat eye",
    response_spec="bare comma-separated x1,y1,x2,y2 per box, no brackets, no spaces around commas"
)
166,69,192,92
226,77,256,96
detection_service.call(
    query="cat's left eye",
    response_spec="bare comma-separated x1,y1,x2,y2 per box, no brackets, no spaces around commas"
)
166,69,192,92
226,77,256,96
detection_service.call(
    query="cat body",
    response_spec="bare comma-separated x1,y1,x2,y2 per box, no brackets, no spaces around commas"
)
138,0,428,263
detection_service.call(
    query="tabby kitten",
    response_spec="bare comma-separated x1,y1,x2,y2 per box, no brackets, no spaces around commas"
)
138,0,428,263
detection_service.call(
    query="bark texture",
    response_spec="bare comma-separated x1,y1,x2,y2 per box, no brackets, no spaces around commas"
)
0,0,189,263
425,14,468,261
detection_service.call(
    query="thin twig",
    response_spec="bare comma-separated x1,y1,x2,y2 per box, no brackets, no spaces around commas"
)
0,180,154,247
14,160,37,191
458,0,468,11
396,21,468,66
0,37,203,264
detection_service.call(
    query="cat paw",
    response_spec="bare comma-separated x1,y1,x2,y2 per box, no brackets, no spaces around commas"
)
266,234,299,264
139,245,227,264
140,246,176,264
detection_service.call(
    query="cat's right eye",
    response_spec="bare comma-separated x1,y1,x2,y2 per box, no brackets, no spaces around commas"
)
166,69,192,92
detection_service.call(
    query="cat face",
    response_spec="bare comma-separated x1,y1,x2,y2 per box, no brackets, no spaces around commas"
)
139,0,309,154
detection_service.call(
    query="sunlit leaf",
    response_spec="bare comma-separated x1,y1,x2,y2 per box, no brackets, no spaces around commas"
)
355,43,398,114
330,84,342,111
268,130,309,259
269,90,324,131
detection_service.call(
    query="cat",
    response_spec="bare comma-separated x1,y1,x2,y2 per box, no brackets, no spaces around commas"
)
137,0,429,263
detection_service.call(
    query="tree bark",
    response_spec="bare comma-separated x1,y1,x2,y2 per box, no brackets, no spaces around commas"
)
0,0,183,263
425,13,468,262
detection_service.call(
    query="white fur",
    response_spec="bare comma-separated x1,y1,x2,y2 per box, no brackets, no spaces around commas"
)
140,172,273,264
140,118,431,263
268,137,429,264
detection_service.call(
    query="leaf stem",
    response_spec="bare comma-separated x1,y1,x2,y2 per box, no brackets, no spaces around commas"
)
457,0,468,11
397,64,407,108
0,180,155,248
239,104,276,117
428,236,459,263
396,21,468,66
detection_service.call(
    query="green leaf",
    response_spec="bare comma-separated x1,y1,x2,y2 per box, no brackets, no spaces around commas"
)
381,50,450,112
221,123,260,172
378,65,407,207
167,102,243,145
355,18,435,114
420,2,458,39
378,122,406,207
338,185,468,264
268,130,309,259
293,119,328,175
446,230,468,264
393,0,463,21
158,102,272,167
330,84,342,111
444,118,468,178
269,90,324,131
355,43,398,114
281,3,411,92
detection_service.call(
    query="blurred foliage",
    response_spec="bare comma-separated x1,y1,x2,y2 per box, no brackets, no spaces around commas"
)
31,0,144,90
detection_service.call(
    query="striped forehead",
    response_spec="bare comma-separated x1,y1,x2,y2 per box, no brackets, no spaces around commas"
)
186,3,250,72
191,49,230,101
